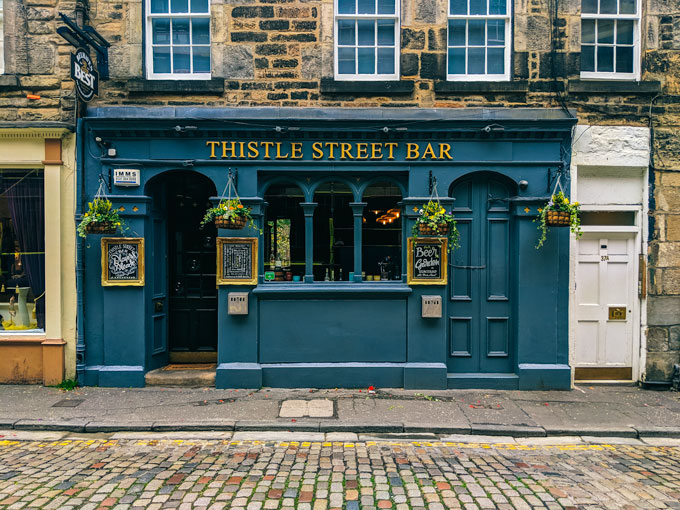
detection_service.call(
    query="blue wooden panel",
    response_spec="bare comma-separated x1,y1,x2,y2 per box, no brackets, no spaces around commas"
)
487,180,510,212
452,219,472,301
452,180,473,212
259,299,407,363
486,317,509,357
487,218,509,300
152,314,166,354
450,317,472,357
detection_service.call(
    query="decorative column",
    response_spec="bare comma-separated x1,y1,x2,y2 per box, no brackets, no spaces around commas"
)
350,202,367,282
300,202,317,283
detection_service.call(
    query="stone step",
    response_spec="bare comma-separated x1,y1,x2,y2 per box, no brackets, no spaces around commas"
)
145,367,216,388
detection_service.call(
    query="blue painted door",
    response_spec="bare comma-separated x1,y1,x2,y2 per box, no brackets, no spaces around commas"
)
148,185,169,370
448,175,515,373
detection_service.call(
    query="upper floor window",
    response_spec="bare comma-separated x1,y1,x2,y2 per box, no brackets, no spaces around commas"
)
145,0,211,79
581,0,639,80
447,0,511,81
334,0,400,80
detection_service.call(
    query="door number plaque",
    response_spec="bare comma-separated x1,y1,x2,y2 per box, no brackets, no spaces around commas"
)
608,307,627,320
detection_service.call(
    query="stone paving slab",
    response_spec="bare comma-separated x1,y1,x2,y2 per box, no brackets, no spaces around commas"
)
231,431,325,441
110,431,234,440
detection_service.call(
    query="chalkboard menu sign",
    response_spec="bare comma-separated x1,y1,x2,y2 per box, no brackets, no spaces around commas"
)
407,237,448,285
217,237,258,285
101,238,145,286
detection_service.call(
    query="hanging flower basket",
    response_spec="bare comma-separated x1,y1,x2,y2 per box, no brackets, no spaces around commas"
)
418,223,450,236
545,210,571,227
215,215,248,230
535,190,582,249
84,221,117,234
76,196,126,238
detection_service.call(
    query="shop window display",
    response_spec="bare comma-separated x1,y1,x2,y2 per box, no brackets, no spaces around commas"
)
313,181,354,281
0,170,45,332
362,181,402,281
264,183,305,282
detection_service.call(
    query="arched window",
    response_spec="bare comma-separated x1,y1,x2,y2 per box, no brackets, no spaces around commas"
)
264,183,305,282
313,181,354,281
362,181,402,281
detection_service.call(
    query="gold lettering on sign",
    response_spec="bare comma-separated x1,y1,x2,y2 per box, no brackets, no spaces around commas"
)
312,142,324,159
385,143,398,160
439,143,452,160
247,141,259,159
406,143,419,160
356,143,368,160
291,143,303,159
340,143,353,160
207,141,219,159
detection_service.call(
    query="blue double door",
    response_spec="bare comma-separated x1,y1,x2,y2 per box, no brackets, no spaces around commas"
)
448,174,515,374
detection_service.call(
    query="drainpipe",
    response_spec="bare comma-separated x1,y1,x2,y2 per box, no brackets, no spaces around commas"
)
75,118,86,382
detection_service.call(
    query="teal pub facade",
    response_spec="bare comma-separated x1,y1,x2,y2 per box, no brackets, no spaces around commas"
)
78,107,576,390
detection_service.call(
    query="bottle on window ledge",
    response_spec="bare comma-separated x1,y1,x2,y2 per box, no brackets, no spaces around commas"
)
324,268,330,281
338,268,343,281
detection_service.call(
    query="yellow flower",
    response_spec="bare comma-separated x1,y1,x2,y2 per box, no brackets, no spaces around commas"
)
574,202,579,206
413,207,418,212
537,208,542,213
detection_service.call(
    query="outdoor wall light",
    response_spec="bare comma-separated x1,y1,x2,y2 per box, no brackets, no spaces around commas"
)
482,124,504,134
519,180,529,190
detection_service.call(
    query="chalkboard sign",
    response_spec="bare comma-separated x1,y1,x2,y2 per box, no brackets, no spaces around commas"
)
101,238,145,286
407,237,447,285
217,237,258,285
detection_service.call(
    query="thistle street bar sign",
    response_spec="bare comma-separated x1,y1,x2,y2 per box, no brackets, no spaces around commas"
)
71,48,99,102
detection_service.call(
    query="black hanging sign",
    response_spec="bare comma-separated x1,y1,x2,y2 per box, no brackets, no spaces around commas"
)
217,237,258,285
407,237,447,285
71,48,99,101
101,238,145,286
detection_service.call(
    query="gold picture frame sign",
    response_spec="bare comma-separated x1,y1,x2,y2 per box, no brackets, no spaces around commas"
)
101,237,145,286
407,237,448,285
217,237,258,285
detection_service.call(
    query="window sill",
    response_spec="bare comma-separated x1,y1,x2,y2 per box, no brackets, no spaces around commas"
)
0,74,21,91
434,80,528,94
320,79,414,94
253,282,412,298
127,79,225,94
568,79,661,94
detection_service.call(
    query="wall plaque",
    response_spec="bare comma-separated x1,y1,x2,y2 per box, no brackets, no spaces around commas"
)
217,237,258,285
407,237,447,285
101,238,145,286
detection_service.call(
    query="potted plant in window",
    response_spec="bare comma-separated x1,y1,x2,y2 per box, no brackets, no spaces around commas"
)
535,191,582,248
412,200,460,251
77,198,125,237
201,198,255,230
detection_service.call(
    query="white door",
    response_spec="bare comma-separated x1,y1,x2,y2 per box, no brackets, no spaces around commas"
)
574,233,637,380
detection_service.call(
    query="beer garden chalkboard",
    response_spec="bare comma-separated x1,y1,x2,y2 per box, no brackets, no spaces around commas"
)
217,237,258,285
407,237,448,285
101,238,145,286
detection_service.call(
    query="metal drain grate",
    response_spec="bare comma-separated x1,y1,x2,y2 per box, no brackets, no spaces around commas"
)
51,399,84,408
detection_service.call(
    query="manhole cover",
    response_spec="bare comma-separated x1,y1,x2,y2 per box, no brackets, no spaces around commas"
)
52,399,84,408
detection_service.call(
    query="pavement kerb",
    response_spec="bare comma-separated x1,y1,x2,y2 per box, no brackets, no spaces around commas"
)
5,420,680,439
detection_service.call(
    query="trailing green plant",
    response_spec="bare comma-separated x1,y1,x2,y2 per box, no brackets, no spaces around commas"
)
535,191,582,248
411,200,460,251
77,198,125,238
200,198,256,230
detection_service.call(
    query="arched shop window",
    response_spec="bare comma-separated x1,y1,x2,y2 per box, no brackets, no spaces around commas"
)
264,183,305,282
362,181,402,281
313,181,354,281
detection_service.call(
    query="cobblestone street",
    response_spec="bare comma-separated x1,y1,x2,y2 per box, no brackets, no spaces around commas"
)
0,434,679,510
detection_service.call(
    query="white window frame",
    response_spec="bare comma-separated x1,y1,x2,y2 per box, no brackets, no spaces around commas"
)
145,0,211,80
333,0,400,81
0,0,4,75
446,0,512,82
580,0,640,81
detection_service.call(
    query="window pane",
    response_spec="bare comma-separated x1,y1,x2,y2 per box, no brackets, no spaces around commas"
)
377,0,395,14
487,47,504,73
468,19,485,45
581,45,595,71
600,0,616,13
362,182,402,282
598,19,614,44
470,0,486,14
449,47,466,74
581,19,595,44
192,18,210,44
487,20,504,45
338,0,355,14
264,184,305,282
172,19,190,44
173,46,191,73
468,47,485,73
449,20,466,46
357,20,375,45
338,19,355,45
617,20,634,44
153,46,171,73
358,47,375,73
489,0,506,15
597,45,614,72
313,182,354,282
619,0,636,14
190,0,208,13
377,48,395,73
151,0,168,13
358,0,375,14
581,0,597,13
616,46,633,72
450,0,467,14
170,0,188,13
193,46,210,72
338,47,355,74
377,20,394,46
152,18,171,44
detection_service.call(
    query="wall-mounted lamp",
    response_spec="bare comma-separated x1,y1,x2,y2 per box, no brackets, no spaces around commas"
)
519,180,529,190
481,124,504,134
